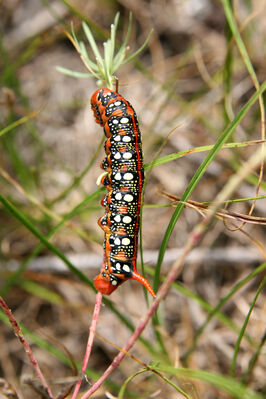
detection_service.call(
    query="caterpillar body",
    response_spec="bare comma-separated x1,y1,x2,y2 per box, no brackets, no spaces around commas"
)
91,88,155,297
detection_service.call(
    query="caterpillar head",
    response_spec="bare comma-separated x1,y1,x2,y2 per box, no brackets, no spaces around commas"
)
94,271,121,295
94,270,156,297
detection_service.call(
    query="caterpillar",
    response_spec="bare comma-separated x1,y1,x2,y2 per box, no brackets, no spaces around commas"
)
91,88,155,297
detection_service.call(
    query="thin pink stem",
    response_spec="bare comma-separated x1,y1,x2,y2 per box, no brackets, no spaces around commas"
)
80,227,201,399
0,296,54,399
71,292,103,399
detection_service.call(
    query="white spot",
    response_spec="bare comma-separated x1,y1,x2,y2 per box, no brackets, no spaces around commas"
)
122,264,131,273
122,136,131,142
114,135,121,141
124,173,134,181
114,215,121,222
109,103,114,107
114,238,121,245
124,194,133,202
114,172,122,181
114,101,121,106
111,280,118,285
113,119,119,125
114,152,121,160
123,152,132,159
115,192,122,200
116,263,121,270
123,216,132,224
122,238,130,246
121,117,129,124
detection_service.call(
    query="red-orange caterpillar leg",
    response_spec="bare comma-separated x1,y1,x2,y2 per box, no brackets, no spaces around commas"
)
132,272,156,298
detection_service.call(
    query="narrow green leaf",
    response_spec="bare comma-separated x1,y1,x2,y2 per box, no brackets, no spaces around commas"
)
109,15,118,65
120,29,154,66
112,12,132,72
222,0,259,87
144,141,265,169
0,194,95,290
152,366,263,399
183,262,266,360
71,21,80,48
79,42,99,71
241,333,266,384
0,110,40,137
82,22,104,70
230,277,266,377
56,66,93,78
153,81,266,293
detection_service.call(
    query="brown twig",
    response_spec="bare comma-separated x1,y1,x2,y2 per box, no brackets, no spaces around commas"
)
160,191,266,225
80,222,201,399
0,296,54,399
71,292,103,399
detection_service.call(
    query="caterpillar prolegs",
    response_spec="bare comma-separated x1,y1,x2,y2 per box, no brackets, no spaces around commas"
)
91,88,155,297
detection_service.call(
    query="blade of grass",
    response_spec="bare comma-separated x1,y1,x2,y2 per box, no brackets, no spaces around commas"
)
223,12,233,125
241,332,266,384
222,0,265,217
153,80,266,294
0,194,95,290
230,276,266,377
144,140,265,169
183,262,266,361
0,109,41,137
222,0,259,87
152,365,263,399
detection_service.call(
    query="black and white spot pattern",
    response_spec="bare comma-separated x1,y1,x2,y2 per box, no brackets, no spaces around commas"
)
91,88,145,289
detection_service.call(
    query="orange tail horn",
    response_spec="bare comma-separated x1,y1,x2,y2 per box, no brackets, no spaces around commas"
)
132,272,156,298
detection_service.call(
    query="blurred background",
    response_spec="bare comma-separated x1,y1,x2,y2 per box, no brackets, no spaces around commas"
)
0,1,265,398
